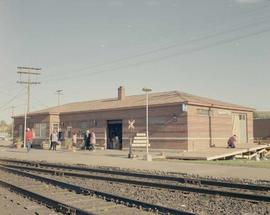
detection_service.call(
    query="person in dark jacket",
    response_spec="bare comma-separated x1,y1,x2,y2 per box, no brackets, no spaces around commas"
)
58,129,65,142
84,130,90,150
227,135,237,148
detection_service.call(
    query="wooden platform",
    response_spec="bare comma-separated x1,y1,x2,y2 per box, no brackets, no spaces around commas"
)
166,144,270,161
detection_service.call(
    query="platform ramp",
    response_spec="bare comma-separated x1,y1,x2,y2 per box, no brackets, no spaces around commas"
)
166,144,270,161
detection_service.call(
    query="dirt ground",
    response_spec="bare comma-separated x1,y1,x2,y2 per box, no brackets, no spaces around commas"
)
0,140,270,181
166,159,270,168
0,186,57,215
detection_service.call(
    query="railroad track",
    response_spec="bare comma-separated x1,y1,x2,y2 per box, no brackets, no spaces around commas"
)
0,185,58,215
1,158,269,191
0,164,194,215
0,158,269,203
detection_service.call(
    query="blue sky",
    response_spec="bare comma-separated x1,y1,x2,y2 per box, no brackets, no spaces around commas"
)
1,0,270,122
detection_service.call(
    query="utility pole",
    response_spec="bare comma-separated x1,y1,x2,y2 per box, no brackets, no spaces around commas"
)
55,90,63,106
17,67,41,112
11,106,15,143
17,66,41,148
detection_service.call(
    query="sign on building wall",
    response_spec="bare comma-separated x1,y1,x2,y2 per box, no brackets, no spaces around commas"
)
181,103,188,112
128,120,135,130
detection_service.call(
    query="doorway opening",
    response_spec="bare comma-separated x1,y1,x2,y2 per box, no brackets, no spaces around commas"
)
107,120,122,149
232,113,247,144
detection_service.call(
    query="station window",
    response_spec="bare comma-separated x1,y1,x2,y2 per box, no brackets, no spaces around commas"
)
34,123,47,138
19,125,23,140
239,114,246,120
67,126,72,138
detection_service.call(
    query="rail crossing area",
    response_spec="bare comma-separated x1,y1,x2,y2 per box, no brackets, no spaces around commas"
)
0,141,269,215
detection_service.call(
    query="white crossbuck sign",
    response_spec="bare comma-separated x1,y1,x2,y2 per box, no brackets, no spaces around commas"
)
128,120,135,130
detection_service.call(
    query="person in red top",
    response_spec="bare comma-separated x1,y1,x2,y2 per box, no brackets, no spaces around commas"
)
26,128,33,152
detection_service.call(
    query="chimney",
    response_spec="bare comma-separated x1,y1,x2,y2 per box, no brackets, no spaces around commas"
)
118,86,125,100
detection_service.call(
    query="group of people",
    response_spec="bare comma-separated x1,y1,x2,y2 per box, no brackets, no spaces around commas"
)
49,129,66,150
26,126,236,151
25,128,66,152
49,129,96,151
83,130,96,151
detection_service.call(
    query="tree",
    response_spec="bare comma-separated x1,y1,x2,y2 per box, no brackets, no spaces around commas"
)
0,120,12,135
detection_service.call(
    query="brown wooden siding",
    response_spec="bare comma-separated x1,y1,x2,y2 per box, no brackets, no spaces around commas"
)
187,105,253,151
254,119,270,139
58,105,188,150
13,103,253,151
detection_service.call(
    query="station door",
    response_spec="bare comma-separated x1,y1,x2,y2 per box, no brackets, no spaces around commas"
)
107,120,122,149
232,113,247,144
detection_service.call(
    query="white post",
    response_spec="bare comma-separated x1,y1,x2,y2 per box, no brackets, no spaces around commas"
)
104,128,107,150
11,106,14,143
24,103,27,148
11,119,14,143
146,91,149,157
142,87,152,161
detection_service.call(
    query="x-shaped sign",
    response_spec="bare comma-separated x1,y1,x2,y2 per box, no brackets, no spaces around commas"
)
128,120,135,130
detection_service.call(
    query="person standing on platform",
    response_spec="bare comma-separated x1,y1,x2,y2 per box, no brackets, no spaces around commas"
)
26,128,33,152
50,130,58,150
49,130,54,150
90,130,96,151
84,130,90,150
58,129,65,143
72,132,77,148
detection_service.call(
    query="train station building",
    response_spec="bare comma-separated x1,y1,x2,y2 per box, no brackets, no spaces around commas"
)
13,86,254,151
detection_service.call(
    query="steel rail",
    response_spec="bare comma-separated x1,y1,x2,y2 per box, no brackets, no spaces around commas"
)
0,179,94,215
2,162,270,203
0,158,269,192
0,165,194,215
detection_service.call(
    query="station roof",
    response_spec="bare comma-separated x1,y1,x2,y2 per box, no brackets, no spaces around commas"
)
15,90,254,117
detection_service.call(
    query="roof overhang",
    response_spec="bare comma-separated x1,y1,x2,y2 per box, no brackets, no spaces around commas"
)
13,112,59,119
186,101,255,112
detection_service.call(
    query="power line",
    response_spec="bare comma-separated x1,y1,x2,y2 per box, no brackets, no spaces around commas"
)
43,16,270,84
0,103,26,112
0,87,22,96
0,89,26,111
0,90,12,96
0,4,268,94
40,4,270,81
42,25,270,84
31,94,50,109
